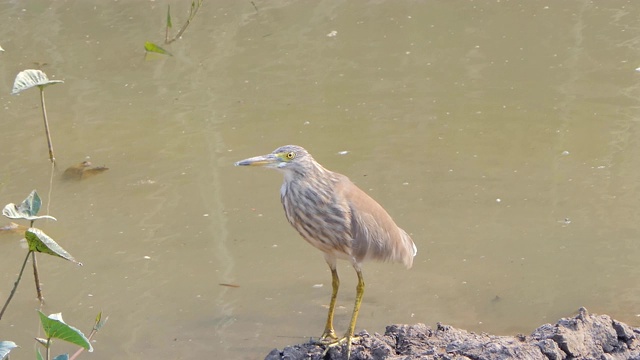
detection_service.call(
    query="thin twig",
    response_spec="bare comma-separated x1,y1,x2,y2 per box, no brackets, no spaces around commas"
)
165,0,204,44
69,313,106,360
32,252,43,303
39,87,55,165
47,160,54,216
0,251,32,320
69,328,97,360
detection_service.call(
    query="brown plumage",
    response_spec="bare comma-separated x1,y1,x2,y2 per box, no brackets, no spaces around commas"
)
235,145,416,359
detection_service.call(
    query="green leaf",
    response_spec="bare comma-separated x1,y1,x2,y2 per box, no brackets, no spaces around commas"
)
2,203,56,221
12,69,64,95
94,311,108,331
166,5,172,28
25,228,82,266
0,341,18,359
38,312,93,352
20,190,41,216
53,354,69,360
144,41,172,56
3,190,57,221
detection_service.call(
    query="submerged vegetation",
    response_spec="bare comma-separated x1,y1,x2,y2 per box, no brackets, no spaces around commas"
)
3,69,108,359
0,191,107,360
145,0,204,56
164,0,204,45
0,191,107,359
0,190,79,320
1,2,209,357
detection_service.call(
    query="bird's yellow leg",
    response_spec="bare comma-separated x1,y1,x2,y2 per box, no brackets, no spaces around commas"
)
317,267,339,343
323,269,364,360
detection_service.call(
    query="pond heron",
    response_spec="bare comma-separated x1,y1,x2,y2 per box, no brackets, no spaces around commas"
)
235,145,417,359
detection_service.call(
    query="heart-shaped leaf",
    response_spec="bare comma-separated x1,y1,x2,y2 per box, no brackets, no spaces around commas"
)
38,312,92,352
20,190,41,216
12,69,64,95
2,190,57,221
25,228,82,266
2,203,56,221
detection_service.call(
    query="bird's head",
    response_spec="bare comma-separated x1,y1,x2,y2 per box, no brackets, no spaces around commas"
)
234,145,313,173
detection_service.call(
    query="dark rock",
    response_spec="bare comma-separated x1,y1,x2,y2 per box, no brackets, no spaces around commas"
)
265,308,640,360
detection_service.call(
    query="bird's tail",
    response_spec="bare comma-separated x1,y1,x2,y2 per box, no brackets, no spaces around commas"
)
399,229,417,269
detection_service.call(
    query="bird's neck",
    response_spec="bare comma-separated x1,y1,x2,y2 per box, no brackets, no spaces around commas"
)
284,161,330,184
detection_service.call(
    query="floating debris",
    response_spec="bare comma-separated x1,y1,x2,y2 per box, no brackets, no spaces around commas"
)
558,218,571,225
130,179,157,186
0,222,28,235
219,283,240,288
62,160,109,181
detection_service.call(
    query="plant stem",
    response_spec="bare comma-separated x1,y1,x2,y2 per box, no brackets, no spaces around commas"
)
47,160,54,216
0,251,32,320
164,4,171,44
33,252,44,303
165,0,203,44
69,328,96,360
39,87,55,165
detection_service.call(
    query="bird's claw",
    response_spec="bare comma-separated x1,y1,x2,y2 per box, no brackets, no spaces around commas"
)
321,335,360,359
316,329,339,345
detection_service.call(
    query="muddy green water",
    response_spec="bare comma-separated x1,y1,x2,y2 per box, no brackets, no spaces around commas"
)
1,1,639,359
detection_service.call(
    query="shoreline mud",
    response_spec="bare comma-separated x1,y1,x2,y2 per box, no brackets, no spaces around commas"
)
265,307,640,360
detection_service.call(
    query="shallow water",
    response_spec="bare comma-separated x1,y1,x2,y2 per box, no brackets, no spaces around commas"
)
0,1,639,359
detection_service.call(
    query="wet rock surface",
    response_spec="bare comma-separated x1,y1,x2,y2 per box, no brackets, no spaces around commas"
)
265,308,640,360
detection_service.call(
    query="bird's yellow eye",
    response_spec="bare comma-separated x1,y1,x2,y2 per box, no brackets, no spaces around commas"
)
286,152,296,160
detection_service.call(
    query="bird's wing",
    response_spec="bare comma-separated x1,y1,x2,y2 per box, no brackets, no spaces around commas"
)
335,174,415,268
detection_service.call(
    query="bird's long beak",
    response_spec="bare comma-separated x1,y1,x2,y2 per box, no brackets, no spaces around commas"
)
234,153,280,167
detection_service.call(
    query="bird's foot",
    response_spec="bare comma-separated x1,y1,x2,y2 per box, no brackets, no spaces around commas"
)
315,329,339,345
321,334,360,360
